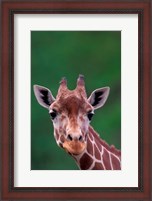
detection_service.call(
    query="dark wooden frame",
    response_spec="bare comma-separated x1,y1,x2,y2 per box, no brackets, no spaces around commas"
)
1,0,151,200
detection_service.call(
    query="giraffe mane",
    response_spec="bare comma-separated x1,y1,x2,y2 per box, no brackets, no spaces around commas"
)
89,126,121,158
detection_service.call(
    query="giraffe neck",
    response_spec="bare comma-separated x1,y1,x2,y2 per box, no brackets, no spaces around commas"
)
72,126,121,170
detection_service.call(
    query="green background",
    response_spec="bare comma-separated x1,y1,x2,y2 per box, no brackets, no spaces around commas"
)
31,31,121,170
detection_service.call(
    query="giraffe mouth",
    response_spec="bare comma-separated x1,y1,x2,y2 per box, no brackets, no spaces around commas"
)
63,140,86,155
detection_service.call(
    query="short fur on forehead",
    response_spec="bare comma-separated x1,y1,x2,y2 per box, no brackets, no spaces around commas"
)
54,95,92,115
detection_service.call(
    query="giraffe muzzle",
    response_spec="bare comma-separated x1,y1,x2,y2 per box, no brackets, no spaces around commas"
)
63,133,86,155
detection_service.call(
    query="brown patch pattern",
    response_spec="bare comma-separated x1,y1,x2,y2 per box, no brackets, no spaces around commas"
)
60,135,65,143
111,154,121,170
89,126,121,158
94,137,102,152
92,162,104,170
102,148,111,170
94,144,101,160
87,137,93,156
80,153,93,170
89,132,93,141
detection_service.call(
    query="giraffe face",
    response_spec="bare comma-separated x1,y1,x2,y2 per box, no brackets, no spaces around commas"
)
33,75,110,155
49,95,94,155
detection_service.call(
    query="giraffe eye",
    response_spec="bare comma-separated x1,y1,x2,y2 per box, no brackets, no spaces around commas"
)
87,111,94,121
49,110,57,120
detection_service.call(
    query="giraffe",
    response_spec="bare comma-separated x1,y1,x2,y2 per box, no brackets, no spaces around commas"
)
33,75,121,170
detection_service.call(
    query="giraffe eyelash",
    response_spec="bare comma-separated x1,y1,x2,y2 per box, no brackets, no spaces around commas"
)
87,111,94,121
49,109,57,120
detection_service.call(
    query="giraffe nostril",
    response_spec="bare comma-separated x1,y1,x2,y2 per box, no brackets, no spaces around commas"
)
67,134,83,142
67,134,73,141
79,135,83,142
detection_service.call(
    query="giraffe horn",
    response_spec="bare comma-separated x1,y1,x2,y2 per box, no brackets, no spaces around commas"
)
76,74,87,97
58,77,67,94
60,77,67,86
77,74,85,86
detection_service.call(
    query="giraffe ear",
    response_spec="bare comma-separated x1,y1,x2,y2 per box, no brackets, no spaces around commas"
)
88,87,110,109
33,85,55,109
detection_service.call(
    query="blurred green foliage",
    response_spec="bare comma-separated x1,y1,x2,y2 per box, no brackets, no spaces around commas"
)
31,31,121,170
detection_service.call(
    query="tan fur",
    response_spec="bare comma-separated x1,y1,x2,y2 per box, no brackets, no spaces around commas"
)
63,141,86,155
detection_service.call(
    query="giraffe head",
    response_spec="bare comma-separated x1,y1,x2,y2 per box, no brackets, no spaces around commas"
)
33,75,110,155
